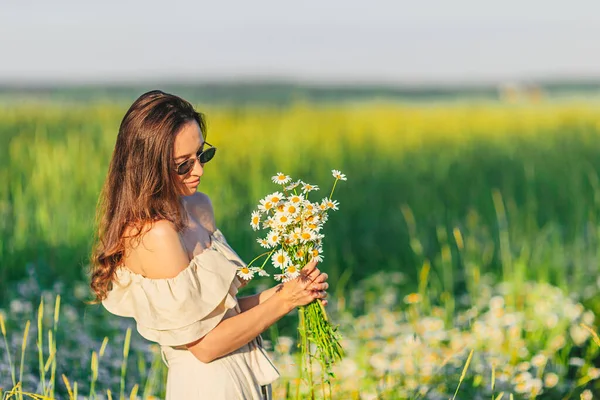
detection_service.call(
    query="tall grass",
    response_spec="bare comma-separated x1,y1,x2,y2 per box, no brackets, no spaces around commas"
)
1,99,600,397
3,101,600,297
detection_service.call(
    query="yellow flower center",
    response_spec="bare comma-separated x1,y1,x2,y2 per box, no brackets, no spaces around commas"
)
302,232,311,240
241,267,250,274
277,255,285,263
288,206,296,214
252,217,259,224
288,266,297,273
280,216,288,223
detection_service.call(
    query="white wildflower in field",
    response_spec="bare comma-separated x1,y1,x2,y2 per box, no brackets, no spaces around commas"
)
587,367,600,380
544,372,559,388
531,354,547,368
570,324,590,346
581,389,593,400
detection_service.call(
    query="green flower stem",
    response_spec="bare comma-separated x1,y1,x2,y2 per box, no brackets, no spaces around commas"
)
329,178,339,200
246,249,275,269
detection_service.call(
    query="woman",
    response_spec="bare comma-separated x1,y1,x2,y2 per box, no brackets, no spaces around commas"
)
89,90,329,399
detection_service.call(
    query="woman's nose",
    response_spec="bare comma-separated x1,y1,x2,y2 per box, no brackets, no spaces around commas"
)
192,158,204,176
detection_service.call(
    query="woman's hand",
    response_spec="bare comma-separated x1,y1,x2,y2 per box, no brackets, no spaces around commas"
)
277,259,329,311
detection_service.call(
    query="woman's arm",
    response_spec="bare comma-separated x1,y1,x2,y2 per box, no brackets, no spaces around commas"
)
126,219,328,364
187,289,291,363
238,277,328,312
188,262,327,363
237,285,280,312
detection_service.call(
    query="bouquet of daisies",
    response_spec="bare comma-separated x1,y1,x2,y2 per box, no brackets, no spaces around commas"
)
238,170,346,395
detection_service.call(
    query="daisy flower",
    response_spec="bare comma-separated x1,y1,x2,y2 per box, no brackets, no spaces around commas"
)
295,248,306,260
250,211,261,230
262,217,275,230
307,222,320,231
271,249,291,269
285,232,300,246
274,273,287,282
299,229,317,244
301,182,320,192
272,173,292,185
283,202,300,217
257,237,271,249
323,198,340,211
304,213,320,224
273,211,292,227
288,194,304,205
332,169,347,181
258,199,274,213
237,266,255,280
309,247,324,263
304,201,317,213
267,231,281,247
265,192,285,205
285,265,301,280
285,180,301,191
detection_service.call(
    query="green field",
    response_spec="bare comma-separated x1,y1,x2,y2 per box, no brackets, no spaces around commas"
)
1,97,599,398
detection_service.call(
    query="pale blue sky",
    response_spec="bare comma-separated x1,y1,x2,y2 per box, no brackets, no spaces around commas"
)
1,0,600,85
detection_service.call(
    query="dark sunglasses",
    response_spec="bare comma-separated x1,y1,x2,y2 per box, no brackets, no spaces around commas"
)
175,142,217,175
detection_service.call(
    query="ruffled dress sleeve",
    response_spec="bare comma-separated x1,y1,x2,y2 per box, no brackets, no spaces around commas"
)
102,229,243,347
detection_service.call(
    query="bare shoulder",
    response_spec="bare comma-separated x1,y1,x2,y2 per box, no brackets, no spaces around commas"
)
185,192,216,232
123,220,190,279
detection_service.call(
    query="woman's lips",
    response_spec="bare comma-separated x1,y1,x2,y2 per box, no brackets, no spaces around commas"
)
187,179,200,186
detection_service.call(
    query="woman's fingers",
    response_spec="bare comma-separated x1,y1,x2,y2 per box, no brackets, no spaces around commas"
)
314,272,328,284
310,282,329,291
301,260,318,275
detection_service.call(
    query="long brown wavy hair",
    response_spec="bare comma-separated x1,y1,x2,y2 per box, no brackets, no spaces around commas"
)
89,90,207,302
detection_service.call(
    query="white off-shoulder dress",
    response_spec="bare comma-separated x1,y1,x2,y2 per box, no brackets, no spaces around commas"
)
102,229,280,399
